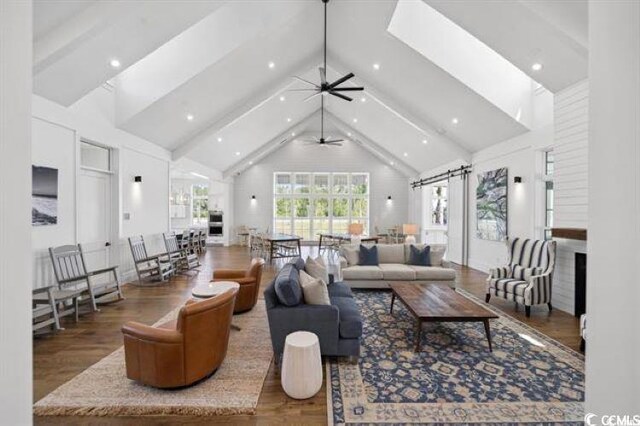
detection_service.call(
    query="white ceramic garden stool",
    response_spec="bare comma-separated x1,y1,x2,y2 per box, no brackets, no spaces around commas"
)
281,331,322,399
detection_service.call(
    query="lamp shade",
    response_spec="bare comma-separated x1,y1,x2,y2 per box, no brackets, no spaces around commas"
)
402,224,418,235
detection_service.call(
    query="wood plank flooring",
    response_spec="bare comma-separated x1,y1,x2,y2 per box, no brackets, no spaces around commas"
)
33,245,581,425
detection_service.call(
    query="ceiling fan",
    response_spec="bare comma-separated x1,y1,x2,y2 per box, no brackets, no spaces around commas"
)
302,96,344,146
290,0,364,103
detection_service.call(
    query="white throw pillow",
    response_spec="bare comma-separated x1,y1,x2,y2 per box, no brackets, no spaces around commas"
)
299,270,330,305
339,244,360,266
305,255,329,283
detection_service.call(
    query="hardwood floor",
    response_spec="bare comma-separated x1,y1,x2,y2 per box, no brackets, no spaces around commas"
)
34,245,581,425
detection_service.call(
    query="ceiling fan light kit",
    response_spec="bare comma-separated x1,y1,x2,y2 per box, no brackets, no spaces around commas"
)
294,0,364,147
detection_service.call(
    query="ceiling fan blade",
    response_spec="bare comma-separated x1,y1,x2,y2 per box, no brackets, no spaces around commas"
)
328,72,355,89
292,76,319,88
286,88,320,92
330,91,353,102
324,139,344,143
319,67,326,85
325,142,343,146
303,92,323,102
331,87,365,91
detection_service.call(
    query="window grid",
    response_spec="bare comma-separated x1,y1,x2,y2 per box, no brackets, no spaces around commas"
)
273,172,370,240
192,184,208,226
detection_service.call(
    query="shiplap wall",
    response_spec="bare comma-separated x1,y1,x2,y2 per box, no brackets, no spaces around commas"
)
553,79,589,314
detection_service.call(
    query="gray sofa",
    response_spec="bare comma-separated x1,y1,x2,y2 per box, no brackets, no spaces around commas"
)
338,243,457,289
264,260,362,359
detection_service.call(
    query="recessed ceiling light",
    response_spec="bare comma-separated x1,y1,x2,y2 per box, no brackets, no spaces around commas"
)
286,117,292,122
235,151,240,156
109,59,121,68
279,95,286,102
217,137,222,142
422,139,428,145
451,117,459,125
353,118,358,123
268,61,275,69
373,63,380,70
291,132,296,137
531,63,543,71
347,132,352,137
186,114,194,121
360,97,366,102
403,152,408,157
390,161,395,166
249,161,253,165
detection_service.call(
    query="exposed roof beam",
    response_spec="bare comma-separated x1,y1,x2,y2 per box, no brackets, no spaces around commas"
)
172,54,322,161
222,110,321,179
324,112,419,178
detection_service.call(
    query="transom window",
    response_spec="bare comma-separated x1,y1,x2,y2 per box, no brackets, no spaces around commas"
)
273,172,369,240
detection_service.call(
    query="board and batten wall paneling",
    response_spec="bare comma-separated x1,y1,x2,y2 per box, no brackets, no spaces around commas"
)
552,79,589,315
233,139,409,240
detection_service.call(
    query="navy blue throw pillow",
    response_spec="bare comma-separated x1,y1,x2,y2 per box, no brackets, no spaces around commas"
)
409,245,431,266
274,263,303,306
358,244,379,266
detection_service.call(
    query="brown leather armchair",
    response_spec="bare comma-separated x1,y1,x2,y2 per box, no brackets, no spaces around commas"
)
211,258,265,313
121,288,237,389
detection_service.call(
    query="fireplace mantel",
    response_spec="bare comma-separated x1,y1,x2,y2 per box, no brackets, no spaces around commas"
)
552,228,587,241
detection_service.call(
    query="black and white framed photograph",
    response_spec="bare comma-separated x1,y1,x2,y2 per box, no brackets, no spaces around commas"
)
32,165,58,226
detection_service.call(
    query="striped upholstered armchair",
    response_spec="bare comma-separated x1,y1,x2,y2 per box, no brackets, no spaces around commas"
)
485,237,557,317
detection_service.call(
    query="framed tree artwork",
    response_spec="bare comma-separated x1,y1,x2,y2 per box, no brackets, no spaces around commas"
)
476,167,508,241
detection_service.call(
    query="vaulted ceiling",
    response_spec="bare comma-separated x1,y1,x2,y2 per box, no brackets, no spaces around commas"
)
33,0,588,177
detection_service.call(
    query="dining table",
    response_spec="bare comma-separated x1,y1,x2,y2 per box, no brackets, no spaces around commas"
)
262,233,302,264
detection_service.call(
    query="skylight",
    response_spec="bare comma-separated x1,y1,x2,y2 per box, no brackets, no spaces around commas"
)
388,0,537,129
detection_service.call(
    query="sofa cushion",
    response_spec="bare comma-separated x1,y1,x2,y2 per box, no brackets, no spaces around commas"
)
299,270,331,305
305,255,329,283
330,296,363,339
405,244,446,266
488,278,529,295
339,244,360,266
408,244,431,266
409,266,456,281
380,264,417,280
327,281,353,298
290,257,306,271
358,244,379,266
377,244,405,264
274,263,303,306
342,265,384,280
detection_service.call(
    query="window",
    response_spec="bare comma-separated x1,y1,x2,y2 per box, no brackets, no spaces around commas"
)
80,141,110,171
543,151,554,240
192,184,208,226
273,172,370,239
431,184,448,226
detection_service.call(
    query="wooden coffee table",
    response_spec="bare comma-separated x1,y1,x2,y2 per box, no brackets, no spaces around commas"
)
389,283,499,352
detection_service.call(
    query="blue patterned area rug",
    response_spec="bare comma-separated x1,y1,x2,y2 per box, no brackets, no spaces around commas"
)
327,289,584,425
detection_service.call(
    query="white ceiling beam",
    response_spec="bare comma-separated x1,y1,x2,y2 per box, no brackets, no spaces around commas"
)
222,110,321,179
172,54,322,162
324,112,419,178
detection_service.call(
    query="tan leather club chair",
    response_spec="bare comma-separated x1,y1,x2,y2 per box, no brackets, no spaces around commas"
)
121,288,237,389
211,257,265,313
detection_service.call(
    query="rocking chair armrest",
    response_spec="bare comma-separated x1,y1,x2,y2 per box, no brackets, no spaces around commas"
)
87,266,118,277
32,285,55,296
136,255,161,263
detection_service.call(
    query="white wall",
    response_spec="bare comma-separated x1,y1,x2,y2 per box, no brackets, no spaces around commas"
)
552,79,589,315
233,139,409,242
31,92,173,286
586,0,640,415
0,1,33,422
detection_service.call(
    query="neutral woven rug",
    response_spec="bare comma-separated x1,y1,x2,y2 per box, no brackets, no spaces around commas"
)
328,289,584,425
34,301,272,417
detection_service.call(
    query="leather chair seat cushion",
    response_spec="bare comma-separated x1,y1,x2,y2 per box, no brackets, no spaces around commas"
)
379,264,416,280
342,265,384,280
488,278,529,295
409,266,457,280
330,296,363,339
327,281,353,298
274,263,303,306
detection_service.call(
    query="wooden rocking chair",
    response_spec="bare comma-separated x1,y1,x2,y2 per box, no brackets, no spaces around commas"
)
163,233,200,273
128,235,174,285
48,244,124,312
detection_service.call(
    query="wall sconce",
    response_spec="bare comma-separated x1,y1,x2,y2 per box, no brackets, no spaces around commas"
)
251,195,256,200
134,176,142,183
387,196,392,200
514,176,522,183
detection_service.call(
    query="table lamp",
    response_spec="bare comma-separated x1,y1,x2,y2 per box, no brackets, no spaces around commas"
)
402,224,419,244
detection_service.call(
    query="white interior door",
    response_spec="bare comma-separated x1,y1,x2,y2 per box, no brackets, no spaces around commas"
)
78,168,112,273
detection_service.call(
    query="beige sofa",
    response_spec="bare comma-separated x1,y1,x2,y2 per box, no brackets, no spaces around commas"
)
338,244,456,289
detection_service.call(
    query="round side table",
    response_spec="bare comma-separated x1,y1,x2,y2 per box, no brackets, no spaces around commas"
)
281,331,322,399
192,281,239,299
192,281,241,330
